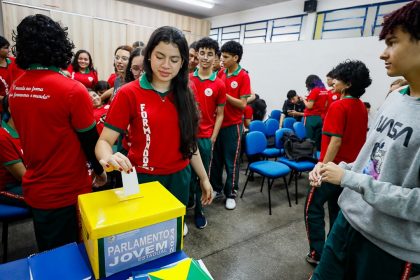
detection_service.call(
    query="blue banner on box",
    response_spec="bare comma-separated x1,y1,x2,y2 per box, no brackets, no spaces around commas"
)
101,218,179,277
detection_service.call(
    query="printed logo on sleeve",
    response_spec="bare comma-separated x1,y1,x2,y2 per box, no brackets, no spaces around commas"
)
88,77,94,82
204,88,213,97
231,81,238,89
332,95,337,100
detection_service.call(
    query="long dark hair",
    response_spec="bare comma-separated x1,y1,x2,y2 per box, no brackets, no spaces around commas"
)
305,75,325,91
72,49,95,72
125,48,142,83
143,26,198,159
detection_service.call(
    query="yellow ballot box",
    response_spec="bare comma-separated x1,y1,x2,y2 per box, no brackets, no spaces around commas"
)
78,181,186,279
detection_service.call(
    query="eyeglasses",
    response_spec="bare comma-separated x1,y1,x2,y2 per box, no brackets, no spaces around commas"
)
114,55,129,62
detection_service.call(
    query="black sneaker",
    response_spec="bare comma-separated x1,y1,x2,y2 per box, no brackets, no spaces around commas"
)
305,253,320,266
194,213,207,229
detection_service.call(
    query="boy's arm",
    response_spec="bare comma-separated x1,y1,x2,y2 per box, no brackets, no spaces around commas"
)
226,94,247,109
210,106,224,144
322,136,342,163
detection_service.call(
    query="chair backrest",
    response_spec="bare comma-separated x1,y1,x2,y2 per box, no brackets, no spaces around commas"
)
275,128,294,149
246,131,267,156
293,121,306,139
282,117,296,129
264,118,279,137
269,109,282,121
249,120,267,134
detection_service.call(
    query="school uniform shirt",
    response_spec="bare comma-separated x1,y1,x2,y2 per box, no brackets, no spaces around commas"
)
0,122,23,190
303,87,329,117
105,74,189,175
0,57,24,113
9,65,95,209
320,96,367,164
218,66,251,128
189,70,226,138
67,65,98,89
243,105,253,120
107,73,117,88
93,105,109,134
322,89,341,119
281,99,305,121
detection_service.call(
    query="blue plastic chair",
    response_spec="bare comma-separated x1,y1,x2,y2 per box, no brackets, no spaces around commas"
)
275,128,316,204
0,204,31,262
282,117,296,129
241,131,292,214
269,109,282,121
249,120,266,134
263,118,281,155
293,121,306,139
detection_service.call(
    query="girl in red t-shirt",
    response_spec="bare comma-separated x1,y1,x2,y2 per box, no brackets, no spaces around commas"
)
96,27,213,228
68,49,98,90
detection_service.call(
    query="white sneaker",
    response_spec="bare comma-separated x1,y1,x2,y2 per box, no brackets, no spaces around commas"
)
225,198,236,210
183,223,188,237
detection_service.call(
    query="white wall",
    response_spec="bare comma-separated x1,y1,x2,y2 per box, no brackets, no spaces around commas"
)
209,0,402,114
240,36,395,114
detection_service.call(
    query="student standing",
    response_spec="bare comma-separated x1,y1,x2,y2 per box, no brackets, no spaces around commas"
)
189,37,226,228
302,75,328,150
311,2,420,278
304,60,371,266
95,26,213,235
211,40,251,210
0,96,26,207
188,41,199,73
9,14,106,251
67,49,98,90
0,36,23,114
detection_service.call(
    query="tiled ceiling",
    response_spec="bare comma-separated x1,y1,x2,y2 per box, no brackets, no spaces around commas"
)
122,0,292,18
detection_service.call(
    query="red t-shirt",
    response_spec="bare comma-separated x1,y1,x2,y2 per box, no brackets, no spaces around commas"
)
320,97,367,164
105,75,189,175
0,123,23,191
243,105,253,120
218,66,251,127
304,87,329,117
67,65,98,89
107,73,117,88
93,105,109,134
9,66,95,209
189,70,226,138
322,89,341,119
0,57,24,113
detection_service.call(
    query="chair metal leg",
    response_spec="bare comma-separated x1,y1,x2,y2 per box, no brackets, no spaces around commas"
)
288,171,294,185
245,163,250,175
2,221,8,263
260,177,265,192
240,173,251,198
268,178,274,215
295,171,299,205
283,176,291,207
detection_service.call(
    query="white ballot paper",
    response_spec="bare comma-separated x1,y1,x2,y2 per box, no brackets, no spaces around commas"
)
121,167,140,196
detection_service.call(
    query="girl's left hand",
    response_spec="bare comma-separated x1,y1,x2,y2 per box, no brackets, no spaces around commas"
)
200,178,213,206
319,162,345,185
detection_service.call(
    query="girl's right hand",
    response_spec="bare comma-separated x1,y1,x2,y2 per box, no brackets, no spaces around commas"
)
99,152,133,173
309,162,323,187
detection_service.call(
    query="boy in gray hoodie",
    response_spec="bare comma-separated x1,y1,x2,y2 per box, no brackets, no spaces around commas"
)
310,1,420,279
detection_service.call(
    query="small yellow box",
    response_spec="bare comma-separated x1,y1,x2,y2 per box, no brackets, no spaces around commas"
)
78,181,186,279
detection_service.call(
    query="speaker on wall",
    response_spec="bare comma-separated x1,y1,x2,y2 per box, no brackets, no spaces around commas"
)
304,0,317,13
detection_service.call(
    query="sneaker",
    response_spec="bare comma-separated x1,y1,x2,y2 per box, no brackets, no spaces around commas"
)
212,191,224,200
305,253,319,266
187,200,195,210
183,223,188,237
194,213,207,229
225,198,236,210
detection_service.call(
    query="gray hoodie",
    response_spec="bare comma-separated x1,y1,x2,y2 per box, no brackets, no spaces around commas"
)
338,86,420,263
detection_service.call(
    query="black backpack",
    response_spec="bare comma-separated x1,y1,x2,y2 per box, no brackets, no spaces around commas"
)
281,131,317,162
